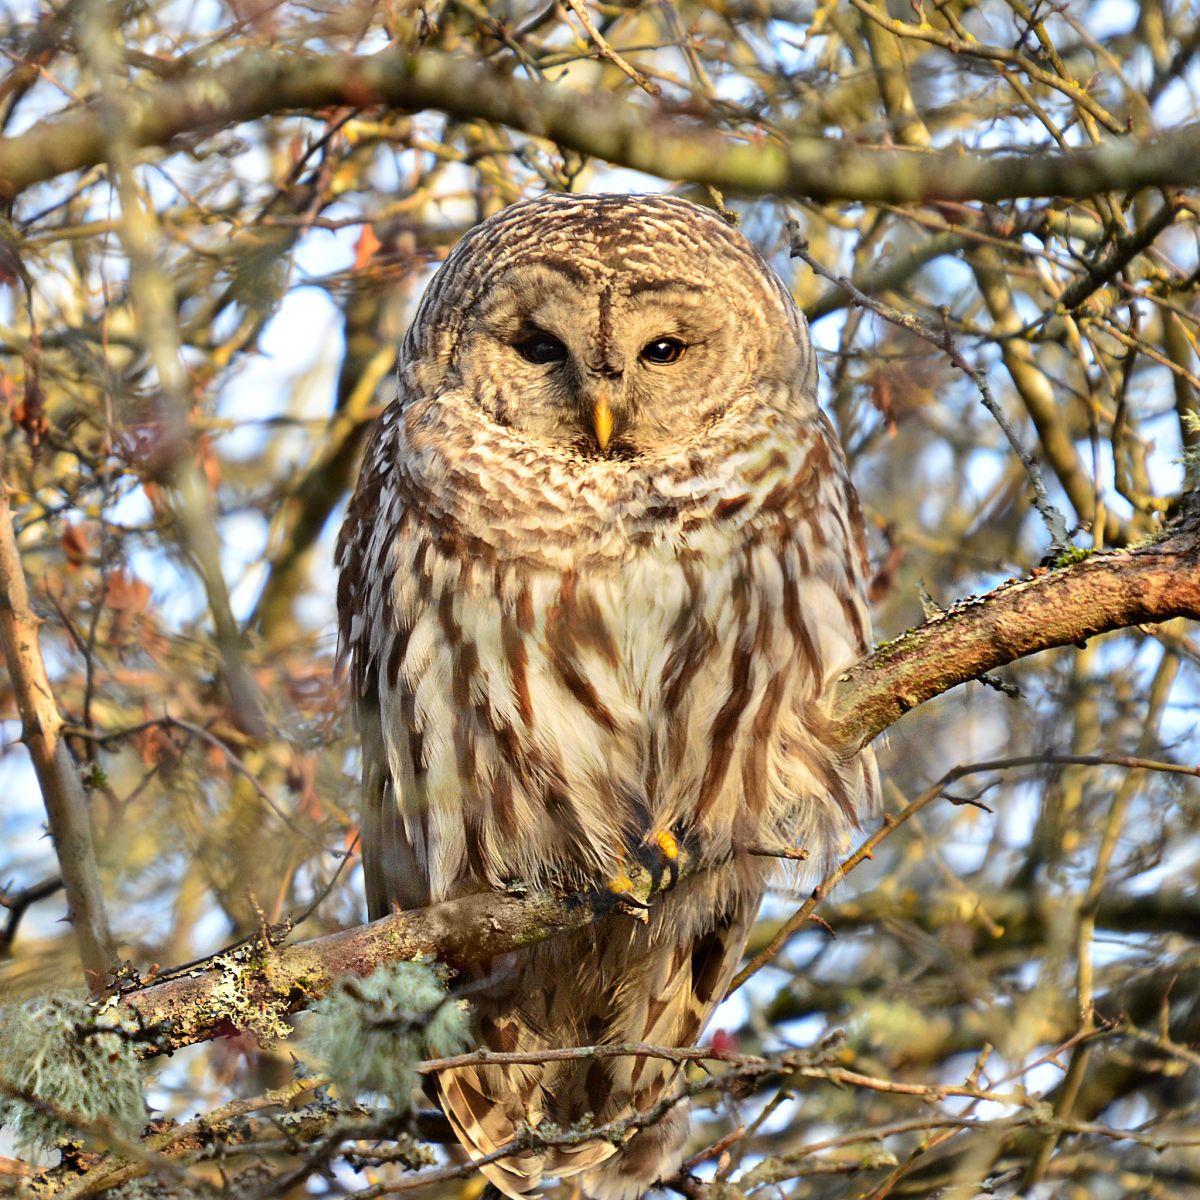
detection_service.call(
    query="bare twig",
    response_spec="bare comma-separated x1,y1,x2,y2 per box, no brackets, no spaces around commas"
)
790,228,1072,550
0,873,63,950
561,0,662,94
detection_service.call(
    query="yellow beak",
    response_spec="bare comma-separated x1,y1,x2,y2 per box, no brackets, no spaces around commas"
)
592,396,613,452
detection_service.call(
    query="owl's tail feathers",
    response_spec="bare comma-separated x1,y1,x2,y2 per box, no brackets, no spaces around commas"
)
437,1067,618,1200
579,1101,690,1200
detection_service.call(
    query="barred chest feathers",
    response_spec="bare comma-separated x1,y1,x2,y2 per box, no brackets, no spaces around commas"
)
354,387,873,905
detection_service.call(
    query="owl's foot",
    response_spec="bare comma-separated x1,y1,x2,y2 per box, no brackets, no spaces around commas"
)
598,827,689,920
636,826,685,890
602,865,651,922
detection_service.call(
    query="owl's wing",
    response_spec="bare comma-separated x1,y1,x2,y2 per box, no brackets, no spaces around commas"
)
756,412,880,865
337,402,432,918
358,702,430,915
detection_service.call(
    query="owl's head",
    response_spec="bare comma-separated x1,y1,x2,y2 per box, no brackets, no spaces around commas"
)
404,194,816,459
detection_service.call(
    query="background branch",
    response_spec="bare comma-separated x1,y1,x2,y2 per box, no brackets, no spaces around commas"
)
0,474,115,993
1,48,1200,206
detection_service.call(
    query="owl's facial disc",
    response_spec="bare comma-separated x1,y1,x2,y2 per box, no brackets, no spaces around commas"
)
457,256,793,459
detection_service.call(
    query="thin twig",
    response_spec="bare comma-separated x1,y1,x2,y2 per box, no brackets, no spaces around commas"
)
729,749,1200,992
790,225,1072,551
560,0,662,94
0,873,63,950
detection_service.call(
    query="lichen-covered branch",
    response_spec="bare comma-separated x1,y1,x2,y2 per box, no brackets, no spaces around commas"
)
121,861,677,1055
117,496,1200,1055
1,47,1199,206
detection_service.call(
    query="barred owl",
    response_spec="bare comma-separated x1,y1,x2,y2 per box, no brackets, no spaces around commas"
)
336,193,877,1199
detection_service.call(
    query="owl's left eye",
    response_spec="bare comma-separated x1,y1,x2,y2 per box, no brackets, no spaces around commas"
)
515,333,569,364
640,338,686,365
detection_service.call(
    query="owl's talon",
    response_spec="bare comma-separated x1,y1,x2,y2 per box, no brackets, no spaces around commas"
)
635,826,686,889
615,897,651,924
601,868,651,921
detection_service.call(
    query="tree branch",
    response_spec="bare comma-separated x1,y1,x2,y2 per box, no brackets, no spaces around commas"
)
121,861,678,1054
0,476,116,993
116,497,1200,1054
2,47,1200,205
826,493,1200,755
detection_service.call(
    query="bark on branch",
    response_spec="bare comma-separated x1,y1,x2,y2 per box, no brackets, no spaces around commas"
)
1,47,1200,205
0,478,116,995
118,496,1200,1056
827,493,1200,754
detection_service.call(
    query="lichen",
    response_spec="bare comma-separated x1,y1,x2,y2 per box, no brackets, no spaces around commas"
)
306,960,471,1111
0,993,146,1153
201,950,295,1045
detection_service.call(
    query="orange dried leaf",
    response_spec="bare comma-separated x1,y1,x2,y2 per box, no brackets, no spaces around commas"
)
60,523,90,566
353,223,382,270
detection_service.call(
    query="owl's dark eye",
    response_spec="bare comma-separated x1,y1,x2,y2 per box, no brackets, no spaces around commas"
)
640,337,686,365
515,332,568,365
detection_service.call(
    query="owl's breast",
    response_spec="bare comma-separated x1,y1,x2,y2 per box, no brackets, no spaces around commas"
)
366,394,873,898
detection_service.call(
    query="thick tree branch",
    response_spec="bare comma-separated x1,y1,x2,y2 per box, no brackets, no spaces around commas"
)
2,47,1200,205
117,497,1200,1055
826,494,1200,755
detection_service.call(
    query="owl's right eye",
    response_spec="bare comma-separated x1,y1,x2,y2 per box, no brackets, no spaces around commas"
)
514,333,568,365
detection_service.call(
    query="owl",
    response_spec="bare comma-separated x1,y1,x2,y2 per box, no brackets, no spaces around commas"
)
336,193,877,1200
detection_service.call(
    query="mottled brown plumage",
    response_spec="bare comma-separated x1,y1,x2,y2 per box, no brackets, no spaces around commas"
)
337,193,877,1199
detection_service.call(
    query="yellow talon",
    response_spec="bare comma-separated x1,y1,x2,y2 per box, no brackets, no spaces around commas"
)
603,863,650,921
655,829,680,861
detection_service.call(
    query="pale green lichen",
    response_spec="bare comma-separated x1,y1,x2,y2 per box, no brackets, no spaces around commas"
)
0,993,146,1153
306,960,471,1111
202,950,294,1044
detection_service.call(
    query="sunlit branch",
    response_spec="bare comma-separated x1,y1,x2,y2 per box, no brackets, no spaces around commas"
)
0,472,116,994
1,47,1200,206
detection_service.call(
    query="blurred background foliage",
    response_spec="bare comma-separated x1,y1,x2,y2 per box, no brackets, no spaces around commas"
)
0,1,1198,1197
